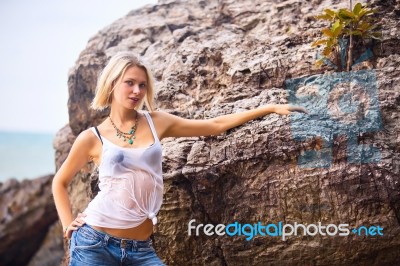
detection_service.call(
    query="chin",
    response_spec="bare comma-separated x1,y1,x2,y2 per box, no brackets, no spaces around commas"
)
122,103,137,110
128,101,140,108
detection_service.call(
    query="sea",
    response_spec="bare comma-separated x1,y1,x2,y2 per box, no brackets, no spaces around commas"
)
0,131,55,182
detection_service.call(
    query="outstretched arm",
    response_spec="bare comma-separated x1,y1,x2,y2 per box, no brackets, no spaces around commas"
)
155,104,307,139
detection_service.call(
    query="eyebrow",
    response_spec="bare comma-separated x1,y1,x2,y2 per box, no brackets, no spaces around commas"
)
125,78,147,84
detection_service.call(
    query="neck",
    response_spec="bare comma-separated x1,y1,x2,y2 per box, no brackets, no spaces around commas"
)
109,108,138,126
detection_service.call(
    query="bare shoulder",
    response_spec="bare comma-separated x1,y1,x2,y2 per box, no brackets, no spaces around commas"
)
55,128,101,178
148,110,171,120
72,128,99,151
148,110,183,120
68,127,103,163
77,128,97,142
149,111,173,124
147,111,176,140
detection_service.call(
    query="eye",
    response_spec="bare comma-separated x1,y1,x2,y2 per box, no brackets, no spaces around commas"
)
126,81,134,86
139,83,147,89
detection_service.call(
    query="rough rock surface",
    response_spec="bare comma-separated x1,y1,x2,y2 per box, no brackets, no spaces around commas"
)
0,175,58,266
27,222,64,266
55,0,400,265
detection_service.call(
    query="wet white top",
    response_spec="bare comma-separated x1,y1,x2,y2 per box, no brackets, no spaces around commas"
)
83,111,163,228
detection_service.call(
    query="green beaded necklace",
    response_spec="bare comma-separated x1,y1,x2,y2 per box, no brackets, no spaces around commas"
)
108,112,139,145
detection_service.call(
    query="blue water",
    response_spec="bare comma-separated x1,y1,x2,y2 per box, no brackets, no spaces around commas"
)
0,131,55,181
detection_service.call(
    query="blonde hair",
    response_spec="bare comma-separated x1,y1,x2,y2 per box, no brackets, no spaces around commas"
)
91,51,155,111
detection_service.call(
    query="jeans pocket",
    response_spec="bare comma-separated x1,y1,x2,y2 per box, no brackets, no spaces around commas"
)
74,227,103,250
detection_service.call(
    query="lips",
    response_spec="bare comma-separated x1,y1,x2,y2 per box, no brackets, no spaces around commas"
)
129,97,139,102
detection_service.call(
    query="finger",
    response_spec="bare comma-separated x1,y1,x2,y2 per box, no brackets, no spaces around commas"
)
68,224,80,231
66,226,78,239
289,106,308,114
69,219,84,228
75,213,87,225
75,217,86,224
296,107,308,114
72,220,85,227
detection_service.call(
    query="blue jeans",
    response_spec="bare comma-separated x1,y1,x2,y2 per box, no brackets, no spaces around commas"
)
69,224,165,266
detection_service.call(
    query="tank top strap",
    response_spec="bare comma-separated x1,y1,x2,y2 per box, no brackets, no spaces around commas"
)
90,127,103,144
142,111,159,143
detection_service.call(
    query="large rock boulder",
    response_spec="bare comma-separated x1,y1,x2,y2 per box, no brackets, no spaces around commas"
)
0,175,58,266
56,0,400,265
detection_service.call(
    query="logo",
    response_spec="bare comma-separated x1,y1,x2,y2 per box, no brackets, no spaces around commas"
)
188,219,384,241
285,70,382,168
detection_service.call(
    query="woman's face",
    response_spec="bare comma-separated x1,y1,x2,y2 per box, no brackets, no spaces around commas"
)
112,66,148,110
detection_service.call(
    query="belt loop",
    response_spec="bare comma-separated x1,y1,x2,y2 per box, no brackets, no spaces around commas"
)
121,239,127,249
103,234,109,247
133,240,138,252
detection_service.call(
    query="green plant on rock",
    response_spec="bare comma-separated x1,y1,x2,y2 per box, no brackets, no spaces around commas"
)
312,3,381,71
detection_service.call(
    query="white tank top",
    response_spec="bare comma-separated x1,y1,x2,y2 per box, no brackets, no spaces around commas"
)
83,111,163,229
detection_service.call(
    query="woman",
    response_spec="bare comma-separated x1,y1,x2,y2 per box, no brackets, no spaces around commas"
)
52,51,307,265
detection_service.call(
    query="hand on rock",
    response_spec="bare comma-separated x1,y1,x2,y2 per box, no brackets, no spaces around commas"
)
274,104,309,115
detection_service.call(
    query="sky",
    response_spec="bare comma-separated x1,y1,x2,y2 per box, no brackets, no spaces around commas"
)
0,0,157,134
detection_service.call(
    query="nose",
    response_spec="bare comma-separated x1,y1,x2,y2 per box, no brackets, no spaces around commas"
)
132,84,140,94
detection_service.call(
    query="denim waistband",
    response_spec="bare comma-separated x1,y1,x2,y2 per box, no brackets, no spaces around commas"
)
82,224,153,249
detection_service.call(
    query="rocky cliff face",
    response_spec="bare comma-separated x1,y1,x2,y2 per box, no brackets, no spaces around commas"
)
56,0,400,265
0,175,59,266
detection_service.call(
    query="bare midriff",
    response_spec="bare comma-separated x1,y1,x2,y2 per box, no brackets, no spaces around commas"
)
91,219,153,240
